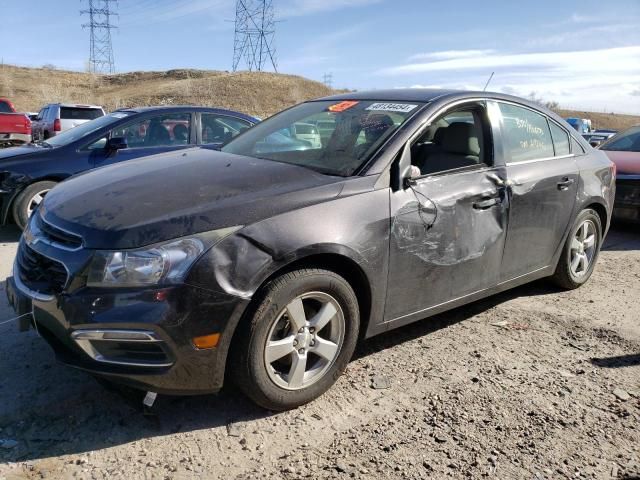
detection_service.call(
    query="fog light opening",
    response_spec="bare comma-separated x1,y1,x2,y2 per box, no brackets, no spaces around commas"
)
192,333,220,350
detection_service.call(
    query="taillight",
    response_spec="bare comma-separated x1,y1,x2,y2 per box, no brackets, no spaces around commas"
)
611,162,616,179
54,118,61,132
24,116,31,134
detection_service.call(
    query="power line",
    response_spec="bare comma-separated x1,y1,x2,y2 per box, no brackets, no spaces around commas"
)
81,0,118,74
232,0,277,72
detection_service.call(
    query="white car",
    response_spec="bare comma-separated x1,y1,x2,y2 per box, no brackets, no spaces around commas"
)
32,103,105,141
291,122,322,149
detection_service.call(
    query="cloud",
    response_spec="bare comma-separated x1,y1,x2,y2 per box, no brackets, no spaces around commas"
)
379,46,640,114
277,0,383,18
407,50,495,62
379,46,640,76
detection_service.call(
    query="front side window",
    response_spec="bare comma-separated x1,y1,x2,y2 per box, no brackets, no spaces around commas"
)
601,126,640,152
549,121,570,156
222,100,423,176
201,114,251,144
499,103,554,163
410,107,490,176
112,113,192,148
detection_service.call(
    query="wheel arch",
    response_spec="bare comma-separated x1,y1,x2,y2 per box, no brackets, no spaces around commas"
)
3,176,65,225
222,250,374,385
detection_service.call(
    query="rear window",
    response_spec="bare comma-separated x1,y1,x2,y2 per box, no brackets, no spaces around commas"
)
601,126,640,153
0,101,13,113
60,107,104,120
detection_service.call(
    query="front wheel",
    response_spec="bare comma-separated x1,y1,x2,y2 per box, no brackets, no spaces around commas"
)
12,181,57,230
232,268,360,411
551,208,602,289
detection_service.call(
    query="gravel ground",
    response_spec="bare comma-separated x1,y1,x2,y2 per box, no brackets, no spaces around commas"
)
0,223,638,480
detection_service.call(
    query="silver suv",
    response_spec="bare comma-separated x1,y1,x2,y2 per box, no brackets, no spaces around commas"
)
32,103,105,141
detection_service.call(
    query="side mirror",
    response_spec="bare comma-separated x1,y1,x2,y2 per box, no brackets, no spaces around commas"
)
106,137,128,151
392,143,415,191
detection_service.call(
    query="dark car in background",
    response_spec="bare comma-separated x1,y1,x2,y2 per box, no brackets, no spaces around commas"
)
6,90,614,411
0,106,258,229
599,125,640,222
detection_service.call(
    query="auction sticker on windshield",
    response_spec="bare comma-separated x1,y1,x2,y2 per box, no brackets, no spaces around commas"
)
328,101,359,112
366,103,419,113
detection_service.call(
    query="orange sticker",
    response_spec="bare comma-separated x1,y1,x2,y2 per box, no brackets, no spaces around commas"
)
328,100,359,112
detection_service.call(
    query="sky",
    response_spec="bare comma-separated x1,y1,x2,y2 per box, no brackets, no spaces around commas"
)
1,0,639,114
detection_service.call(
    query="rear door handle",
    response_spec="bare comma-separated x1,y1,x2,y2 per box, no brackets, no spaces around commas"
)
557,177,575,190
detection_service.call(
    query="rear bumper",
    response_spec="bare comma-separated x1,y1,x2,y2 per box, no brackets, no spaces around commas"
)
7,264,250,395
0,133,31,144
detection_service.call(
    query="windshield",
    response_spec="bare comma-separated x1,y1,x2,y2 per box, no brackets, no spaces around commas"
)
45,112,132,147
222,100,423,176
601,126,640,152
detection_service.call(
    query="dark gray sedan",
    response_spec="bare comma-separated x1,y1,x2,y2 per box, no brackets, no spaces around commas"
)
7,89,615,411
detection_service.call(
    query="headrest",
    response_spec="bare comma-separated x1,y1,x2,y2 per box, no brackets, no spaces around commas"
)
442,122,480,156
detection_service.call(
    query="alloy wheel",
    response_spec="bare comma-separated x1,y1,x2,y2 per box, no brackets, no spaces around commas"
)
264,291,345,390
570,219,597,277
26,189,50,218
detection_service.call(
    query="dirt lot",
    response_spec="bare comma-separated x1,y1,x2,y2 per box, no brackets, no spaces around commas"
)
0,223,638,480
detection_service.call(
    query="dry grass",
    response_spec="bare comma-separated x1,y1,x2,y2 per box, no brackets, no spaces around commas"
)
0,65,335,119
1,64,638,130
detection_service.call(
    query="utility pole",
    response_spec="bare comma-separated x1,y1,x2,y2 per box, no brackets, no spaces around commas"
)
232,0,277,72
81,0,118,74
322,72,333,89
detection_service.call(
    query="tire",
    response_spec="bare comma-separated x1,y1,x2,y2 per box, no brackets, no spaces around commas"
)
551,208,602,289
12,181,57,230
43,131,50,140
231,268,360,411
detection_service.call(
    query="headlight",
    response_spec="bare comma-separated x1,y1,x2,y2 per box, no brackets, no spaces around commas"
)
86,227,241,288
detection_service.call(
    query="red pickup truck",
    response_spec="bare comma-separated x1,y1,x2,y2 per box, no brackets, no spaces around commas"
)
0,98,32,147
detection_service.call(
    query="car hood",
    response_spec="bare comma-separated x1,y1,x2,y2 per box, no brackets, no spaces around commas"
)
602,150,640,175
41,148,345,249
0,144,47,162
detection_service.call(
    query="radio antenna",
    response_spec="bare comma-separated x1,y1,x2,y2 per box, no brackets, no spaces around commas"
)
483,72,495,92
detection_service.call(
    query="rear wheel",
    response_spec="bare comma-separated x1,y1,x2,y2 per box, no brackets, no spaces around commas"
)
232,268,359,410
12,181,57,230
551,208,602,289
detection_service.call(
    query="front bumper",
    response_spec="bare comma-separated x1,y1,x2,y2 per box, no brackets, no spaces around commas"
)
613,176,640,222
7,265,250,395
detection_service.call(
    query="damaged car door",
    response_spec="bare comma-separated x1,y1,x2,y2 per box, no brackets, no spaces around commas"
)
496,102,579,280
384,101,508,326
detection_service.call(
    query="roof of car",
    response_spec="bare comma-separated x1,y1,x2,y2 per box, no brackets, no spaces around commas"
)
316,88,551,110
47,103,104,109
317,88,464,103
113,105,259,122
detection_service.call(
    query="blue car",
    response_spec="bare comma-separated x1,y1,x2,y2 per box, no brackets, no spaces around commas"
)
0,106,258,229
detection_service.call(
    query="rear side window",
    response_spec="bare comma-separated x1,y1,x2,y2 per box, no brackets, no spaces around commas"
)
549,121,570,156
60,107,104,120
0,101,12,113
499,103,554,163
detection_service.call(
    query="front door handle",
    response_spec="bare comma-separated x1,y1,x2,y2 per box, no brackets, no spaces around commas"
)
473,197,500,210
557,177,575,190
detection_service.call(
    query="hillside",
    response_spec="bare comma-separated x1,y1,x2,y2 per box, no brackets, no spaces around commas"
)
1,64,638,129
0,65,335,119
